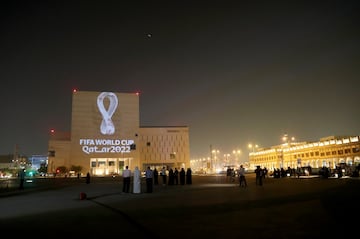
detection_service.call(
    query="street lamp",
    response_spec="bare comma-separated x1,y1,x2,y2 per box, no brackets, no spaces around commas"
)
281,133,296,168
248,143,258,152
282,133,295,146
206,157,211,173
224,153,230,167
232,149,241,166
211,149,220,172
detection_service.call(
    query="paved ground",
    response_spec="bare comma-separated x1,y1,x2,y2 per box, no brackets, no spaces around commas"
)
1,174,359,238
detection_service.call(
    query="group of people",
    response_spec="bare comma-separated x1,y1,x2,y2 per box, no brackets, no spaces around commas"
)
223,164,269,187
88,164,271,193
122,166,193,194
255,165,264,186
157,167,192,186
225,165,248,188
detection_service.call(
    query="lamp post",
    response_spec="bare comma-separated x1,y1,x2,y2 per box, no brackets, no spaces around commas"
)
248,143,258,152
211,149,220,173
207,157,211,173
224,154,230,167
232,149,241,166
282,133,295,146
281,133,295,168
248,143,259,169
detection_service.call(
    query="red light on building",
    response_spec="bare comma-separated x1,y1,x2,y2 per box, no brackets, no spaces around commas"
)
73,89,77,93
50,129,55,133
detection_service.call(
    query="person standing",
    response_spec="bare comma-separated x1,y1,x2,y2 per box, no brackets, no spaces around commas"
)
133,166,141,194
179,168,186,185
153,168,159,185
122,166,131,193
19,169,25,189
161,166,167,185
145,166,153,193
186,168,192,184
226,167,232,183
174,168,179,185
238,165,247,188
86,172,90,184
255,166,263,186
168,168,174,185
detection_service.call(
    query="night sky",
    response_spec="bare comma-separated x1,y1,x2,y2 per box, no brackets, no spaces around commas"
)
1,1,359,161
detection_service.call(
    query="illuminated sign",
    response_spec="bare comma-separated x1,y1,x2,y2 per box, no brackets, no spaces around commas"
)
80,139,134,154
97,92,118,135
77,92,136,155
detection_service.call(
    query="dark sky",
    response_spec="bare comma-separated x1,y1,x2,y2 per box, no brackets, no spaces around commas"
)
1,1,360,161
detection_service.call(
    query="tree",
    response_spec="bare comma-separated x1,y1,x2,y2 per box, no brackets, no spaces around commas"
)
70,165,83,174
38,163,47,175
56,166,67,174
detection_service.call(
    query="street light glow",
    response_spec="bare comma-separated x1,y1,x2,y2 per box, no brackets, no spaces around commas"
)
248,143,258,152
232,149,241,166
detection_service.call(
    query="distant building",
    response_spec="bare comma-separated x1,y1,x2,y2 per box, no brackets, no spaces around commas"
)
0,154,14,170
0,154,30,177
28,155,47,170
248,136,360,171
48,91,190,176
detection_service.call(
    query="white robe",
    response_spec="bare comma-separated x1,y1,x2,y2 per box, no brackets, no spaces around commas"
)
133,167,141,193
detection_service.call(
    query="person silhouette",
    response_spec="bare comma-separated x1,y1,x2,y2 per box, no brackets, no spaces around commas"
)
153,168,159,185
186,168,192,184
180,168,186,185
86,172,90,184
133,166,141,194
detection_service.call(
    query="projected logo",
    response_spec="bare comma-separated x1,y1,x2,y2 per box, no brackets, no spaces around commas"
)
78,92,136,154
97,92,118,135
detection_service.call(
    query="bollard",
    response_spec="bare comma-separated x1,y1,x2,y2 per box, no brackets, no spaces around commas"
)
80,192,87,200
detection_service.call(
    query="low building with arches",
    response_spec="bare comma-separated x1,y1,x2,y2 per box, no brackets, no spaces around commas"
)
249,136,360,173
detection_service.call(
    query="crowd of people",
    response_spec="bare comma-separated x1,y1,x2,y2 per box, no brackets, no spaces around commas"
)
119,166,193,194
84,163,360,195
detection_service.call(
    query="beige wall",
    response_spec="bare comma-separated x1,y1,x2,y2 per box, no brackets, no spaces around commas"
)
70,91,140,174
138,127,190,171
47,140,71,173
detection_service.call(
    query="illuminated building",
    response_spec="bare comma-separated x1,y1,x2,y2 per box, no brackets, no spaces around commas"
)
248,136,360,171
47,91,190,176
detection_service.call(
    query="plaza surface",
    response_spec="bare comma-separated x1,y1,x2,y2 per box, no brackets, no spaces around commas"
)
0,174,359,238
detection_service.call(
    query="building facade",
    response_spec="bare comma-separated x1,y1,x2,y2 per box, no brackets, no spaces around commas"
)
48,91,190,176
249,136,360,172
